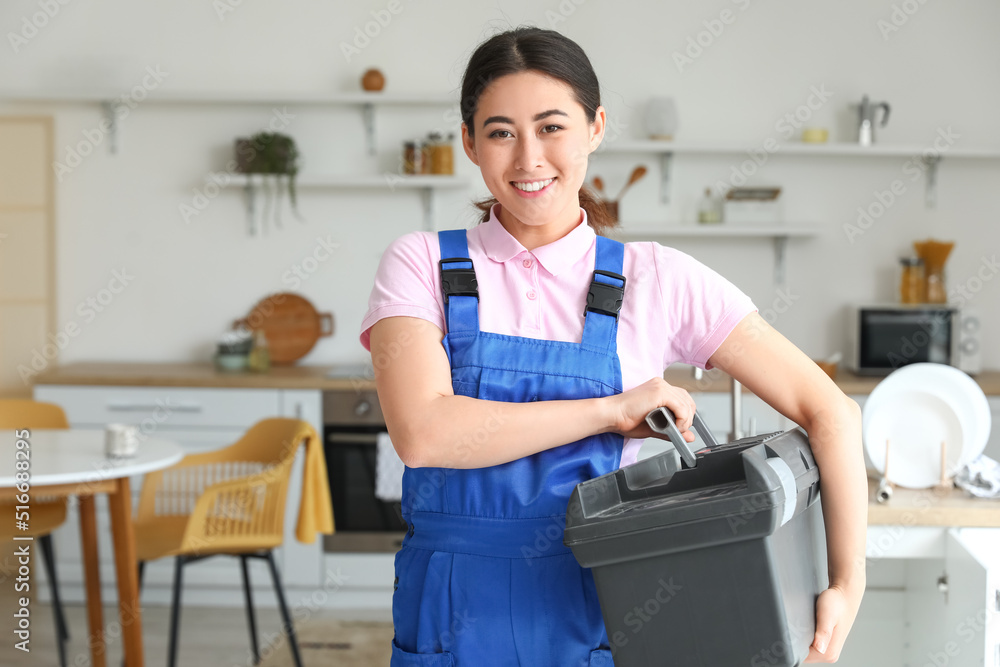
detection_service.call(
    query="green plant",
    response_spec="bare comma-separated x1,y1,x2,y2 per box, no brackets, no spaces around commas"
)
234,132,304,231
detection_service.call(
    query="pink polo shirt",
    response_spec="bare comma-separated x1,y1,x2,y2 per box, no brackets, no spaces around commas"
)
359,202,758,467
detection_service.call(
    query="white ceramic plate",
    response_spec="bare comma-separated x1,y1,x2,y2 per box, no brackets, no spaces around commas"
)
863,390,965,488
862,363,991,489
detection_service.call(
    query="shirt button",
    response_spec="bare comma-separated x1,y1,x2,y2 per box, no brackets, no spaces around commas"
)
522,259,532,268
526,290,537,300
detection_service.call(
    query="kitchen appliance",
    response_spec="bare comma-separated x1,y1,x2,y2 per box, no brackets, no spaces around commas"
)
854,94,891,146
565,406,825,667
862,363,991,489
847,304,981,375
322,365,406,553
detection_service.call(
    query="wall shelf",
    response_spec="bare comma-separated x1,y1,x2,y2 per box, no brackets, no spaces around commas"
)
616,224,819,286
2,90,459,155
595,139,1000,206
225,174,469,231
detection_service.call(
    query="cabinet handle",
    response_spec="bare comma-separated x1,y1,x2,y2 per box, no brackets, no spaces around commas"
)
327,432,380,445
106,402,203,413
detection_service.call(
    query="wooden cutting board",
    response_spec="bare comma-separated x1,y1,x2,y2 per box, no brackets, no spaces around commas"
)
233,293,333,364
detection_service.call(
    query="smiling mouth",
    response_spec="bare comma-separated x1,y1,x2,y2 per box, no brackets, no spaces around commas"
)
511,177,556,192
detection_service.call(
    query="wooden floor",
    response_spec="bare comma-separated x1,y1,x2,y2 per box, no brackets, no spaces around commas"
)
0,602,394,666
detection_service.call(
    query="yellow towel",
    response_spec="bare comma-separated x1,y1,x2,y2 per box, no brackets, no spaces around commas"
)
295,425,335,543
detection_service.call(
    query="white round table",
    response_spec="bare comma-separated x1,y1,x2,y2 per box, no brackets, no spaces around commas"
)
0,429,183,486
0,429,184,667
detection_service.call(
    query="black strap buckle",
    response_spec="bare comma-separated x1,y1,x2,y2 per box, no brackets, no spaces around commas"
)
439,257,479,304
585,269,626,320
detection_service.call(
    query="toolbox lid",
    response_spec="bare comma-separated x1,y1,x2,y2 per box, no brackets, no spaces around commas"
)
564,428,819,547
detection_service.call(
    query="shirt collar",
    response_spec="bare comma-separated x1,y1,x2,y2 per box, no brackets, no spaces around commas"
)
478,202,595,276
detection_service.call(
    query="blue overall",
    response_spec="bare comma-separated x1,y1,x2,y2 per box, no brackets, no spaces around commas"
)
390,228,627,666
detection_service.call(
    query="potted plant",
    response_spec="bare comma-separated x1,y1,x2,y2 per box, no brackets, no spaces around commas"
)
234,132,303,235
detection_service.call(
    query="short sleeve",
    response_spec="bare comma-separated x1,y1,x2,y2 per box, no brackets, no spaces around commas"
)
358,231,444,352
652,243,758,370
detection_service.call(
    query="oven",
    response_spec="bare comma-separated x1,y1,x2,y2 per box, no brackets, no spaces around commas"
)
322,379,407,553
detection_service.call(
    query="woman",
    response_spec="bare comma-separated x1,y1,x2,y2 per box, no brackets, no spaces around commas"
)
361,26,867,666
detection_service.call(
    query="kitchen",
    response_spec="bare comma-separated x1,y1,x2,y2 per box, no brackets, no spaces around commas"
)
1,0,1000,665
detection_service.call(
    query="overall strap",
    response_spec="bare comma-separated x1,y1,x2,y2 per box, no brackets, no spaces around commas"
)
581,235,626,354
437,229,479,335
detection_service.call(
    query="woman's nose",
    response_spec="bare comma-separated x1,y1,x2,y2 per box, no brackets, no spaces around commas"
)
513,133,544,172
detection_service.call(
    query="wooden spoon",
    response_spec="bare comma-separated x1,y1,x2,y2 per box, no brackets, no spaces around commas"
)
592,176,605,195
615,166,648,201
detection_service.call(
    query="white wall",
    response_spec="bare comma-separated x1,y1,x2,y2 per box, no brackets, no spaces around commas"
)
2,0,998,370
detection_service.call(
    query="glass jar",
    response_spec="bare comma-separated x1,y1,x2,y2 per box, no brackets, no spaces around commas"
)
432,132,454,175
419,140,432,175
899,257,925,304
697,187,722,224
402,141,419,175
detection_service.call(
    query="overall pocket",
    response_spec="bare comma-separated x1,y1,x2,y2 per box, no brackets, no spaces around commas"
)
589,647,614,666
390,638,456,666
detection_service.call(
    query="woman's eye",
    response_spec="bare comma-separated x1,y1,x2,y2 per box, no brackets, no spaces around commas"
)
488,125,562,139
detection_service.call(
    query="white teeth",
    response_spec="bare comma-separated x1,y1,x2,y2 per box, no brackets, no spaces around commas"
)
513,178,554,192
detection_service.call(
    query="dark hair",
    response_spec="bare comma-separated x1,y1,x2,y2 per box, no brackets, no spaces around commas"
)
460,26,617,234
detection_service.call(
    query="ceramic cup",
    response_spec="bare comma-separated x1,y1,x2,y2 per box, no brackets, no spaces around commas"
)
105,423,140,458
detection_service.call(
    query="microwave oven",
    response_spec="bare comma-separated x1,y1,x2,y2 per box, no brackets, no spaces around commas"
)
847,304,981,376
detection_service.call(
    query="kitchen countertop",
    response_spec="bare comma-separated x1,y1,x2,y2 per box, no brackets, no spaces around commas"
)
32,362,1000,395
866,476,1000,527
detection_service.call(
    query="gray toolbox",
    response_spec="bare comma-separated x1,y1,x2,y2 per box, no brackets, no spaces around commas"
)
564,407,827,666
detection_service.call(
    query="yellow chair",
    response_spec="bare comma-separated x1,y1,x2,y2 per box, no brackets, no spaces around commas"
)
133,417,329,667
0,400,71,667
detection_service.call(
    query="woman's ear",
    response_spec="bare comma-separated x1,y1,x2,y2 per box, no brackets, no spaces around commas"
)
589,106,607,153
461,123,480,166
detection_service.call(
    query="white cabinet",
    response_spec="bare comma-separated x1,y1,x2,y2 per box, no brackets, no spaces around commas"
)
837,527,1000,667
32,384,323,607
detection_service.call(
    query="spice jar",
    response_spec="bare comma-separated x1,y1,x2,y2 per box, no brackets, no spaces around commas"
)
899,257,926,304
431,132,454,175
419,139,432,175
402,141,419,175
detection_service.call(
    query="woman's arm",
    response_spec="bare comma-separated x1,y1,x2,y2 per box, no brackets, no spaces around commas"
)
707,311,867,659
369,315,697,469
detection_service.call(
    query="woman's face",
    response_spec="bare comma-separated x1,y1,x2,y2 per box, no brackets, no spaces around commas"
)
462,70,605,234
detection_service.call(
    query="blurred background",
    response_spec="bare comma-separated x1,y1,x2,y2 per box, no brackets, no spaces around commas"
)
1,1,999,666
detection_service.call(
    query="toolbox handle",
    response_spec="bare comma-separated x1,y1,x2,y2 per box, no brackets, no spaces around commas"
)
645,407,720,468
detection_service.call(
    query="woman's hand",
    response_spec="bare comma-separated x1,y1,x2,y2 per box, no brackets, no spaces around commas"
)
803,582,865,663
606,377,698,442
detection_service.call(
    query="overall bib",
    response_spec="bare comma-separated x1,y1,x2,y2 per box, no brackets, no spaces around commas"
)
390,228,627,666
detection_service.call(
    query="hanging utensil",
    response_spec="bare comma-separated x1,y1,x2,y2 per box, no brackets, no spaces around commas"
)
592,176,605,196
615,165,648,201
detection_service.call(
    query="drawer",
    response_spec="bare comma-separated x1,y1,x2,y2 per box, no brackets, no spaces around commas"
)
34,385,281,429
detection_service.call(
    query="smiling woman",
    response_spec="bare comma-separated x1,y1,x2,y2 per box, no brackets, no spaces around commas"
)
458,29,616,247
361,24,866,667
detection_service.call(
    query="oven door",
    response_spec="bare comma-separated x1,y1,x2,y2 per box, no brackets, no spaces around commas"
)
323,426,407,553
857,307,954,375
